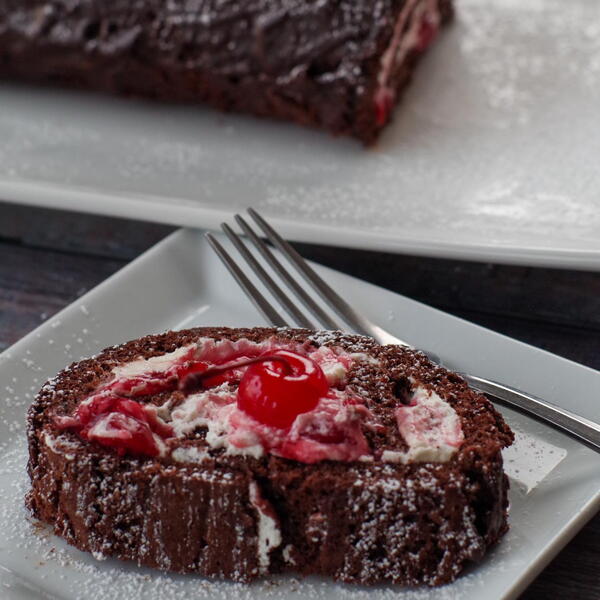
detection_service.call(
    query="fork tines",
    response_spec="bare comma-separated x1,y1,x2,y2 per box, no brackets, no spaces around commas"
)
207,209,418,349
206,209,353,333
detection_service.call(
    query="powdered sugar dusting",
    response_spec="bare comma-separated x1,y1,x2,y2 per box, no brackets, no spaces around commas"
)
340,467,484,585
0,442,486,600
0,424,590,600
502,425,567,494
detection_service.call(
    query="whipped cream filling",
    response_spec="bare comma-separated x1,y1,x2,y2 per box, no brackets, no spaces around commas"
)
66,337,464,466
167,384,265,459
375,0,441,118
282,544,296,565
86,411,168,456
112,344,194,381
163,377,370,464
107,337,372,464
43,431,77,460
249,481,282,572
383,386,464,464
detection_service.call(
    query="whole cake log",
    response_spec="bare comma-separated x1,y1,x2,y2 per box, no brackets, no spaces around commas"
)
0,0,453,143
27,327,512,585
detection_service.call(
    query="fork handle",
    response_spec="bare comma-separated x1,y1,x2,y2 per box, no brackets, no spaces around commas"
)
461,373,600,453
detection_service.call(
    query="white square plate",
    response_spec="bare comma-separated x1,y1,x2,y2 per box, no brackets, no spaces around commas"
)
0,229,598,600
1,0,600,269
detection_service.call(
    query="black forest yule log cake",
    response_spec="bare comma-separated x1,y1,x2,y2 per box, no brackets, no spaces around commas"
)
27,327,513,585
0,0,453,144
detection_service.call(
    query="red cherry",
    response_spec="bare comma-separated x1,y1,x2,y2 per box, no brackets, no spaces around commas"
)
237,350,329,429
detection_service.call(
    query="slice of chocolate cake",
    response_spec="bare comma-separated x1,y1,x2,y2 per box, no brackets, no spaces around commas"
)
0,0,453,144
26,327,513,585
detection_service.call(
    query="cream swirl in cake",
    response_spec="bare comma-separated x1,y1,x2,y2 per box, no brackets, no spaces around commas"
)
53,336,464,465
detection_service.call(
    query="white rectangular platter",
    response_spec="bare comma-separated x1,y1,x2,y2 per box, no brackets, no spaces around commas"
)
1,0,600,269
0,228,598,600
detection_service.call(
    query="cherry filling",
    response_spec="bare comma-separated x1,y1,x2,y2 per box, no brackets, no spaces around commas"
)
54,349,331,457
374,5,441,127
237,351,329,429
55,394,173,457
374,89,395,127
415,16,439,53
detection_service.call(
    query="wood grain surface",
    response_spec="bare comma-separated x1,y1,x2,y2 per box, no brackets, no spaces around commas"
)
0,200,598,598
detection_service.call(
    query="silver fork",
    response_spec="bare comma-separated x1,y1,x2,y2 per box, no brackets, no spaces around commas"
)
206,208,600,453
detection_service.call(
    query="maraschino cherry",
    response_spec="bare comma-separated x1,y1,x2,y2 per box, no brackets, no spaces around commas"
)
237,350,329,428
181,349,329,428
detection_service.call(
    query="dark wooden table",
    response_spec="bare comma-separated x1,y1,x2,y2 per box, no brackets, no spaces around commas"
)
1,200,598,598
